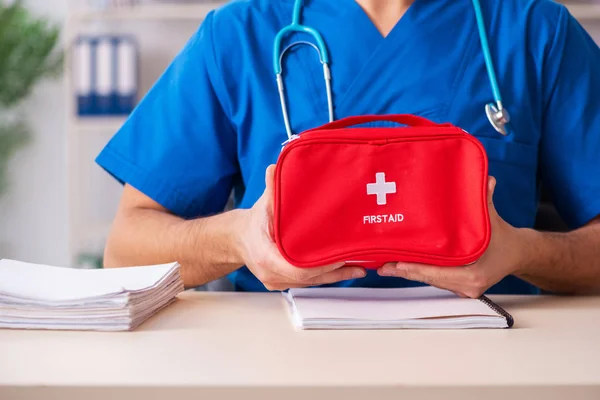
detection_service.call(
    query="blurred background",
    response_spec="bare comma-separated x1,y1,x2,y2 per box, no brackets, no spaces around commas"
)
0,0,597,270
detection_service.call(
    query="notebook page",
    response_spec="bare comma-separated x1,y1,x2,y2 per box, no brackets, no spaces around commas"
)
288,287,499,321
0,260,178,302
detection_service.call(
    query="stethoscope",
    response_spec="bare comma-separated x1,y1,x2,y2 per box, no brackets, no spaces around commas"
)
273,0,511,142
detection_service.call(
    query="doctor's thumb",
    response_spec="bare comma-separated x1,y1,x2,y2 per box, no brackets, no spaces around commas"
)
254,165,276,227
487,176,498,210
265,165,276,192
260,165,277,210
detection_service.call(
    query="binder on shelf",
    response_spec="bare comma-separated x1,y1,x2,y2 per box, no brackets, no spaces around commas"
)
95,37,114,115
74,37,94,116
73,35,139,117
115,36,138,115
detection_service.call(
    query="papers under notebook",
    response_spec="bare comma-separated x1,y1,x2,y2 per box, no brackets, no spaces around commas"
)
0,259,184,331
284,286,514,330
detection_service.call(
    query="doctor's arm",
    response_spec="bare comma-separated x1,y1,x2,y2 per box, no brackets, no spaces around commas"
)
515,216,600,294
104,168,364,290
104,184,243,288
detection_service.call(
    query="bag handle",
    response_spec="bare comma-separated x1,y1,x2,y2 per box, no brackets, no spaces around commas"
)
306,114,448,132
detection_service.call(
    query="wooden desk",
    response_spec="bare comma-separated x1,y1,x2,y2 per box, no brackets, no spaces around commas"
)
1,292,600,400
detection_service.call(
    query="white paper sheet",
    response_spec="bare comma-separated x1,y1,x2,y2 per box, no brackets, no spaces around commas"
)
0,259,183,331
0,259,178,302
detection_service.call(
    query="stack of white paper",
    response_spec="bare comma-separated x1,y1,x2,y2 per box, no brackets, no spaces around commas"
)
285,286,513,330
0,259,184,331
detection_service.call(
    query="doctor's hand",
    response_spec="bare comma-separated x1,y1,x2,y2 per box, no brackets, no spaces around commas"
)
234,165,367,291
377,177,530,298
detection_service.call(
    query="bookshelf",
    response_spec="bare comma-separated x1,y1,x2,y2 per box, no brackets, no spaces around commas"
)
67,1,600,22
70,2,223,21
73,117,127,133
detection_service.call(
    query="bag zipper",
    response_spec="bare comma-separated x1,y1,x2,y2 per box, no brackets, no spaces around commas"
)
281,132,468,153
281,127,470,149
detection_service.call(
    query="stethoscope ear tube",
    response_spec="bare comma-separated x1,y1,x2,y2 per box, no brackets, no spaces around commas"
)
273,0,334,141
275,40,335,141
322,63,334,124
276,74,294,141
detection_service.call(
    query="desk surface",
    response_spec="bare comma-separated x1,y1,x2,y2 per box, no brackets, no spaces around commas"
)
1,292,600,400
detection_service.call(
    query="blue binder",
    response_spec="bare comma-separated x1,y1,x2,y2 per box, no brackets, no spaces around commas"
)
73,36,95,116
114,36,139,115
95,37,114,115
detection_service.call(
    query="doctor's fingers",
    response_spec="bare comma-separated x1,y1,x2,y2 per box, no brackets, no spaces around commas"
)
254,254,364,290
274,258,353,282
288,267,367,288
264,240,350,280
261,267,366,291
251,242,342,284
378,263,486,298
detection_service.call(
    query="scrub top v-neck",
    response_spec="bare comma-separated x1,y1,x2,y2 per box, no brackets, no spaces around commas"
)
96,0,600,294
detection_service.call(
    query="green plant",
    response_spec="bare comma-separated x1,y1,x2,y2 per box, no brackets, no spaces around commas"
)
0,1,62,193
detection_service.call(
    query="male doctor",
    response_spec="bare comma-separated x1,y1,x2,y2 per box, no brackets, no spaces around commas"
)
97,0,600,297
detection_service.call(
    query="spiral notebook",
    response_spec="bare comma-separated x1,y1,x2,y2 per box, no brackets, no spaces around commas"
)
284,286,514,330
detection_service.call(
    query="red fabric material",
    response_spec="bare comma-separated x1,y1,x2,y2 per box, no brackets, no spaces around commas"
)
273,115,491,269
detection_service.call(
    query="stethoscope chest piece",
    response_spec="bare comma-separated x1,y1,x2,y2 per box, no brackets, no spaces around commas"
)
485,102,510,136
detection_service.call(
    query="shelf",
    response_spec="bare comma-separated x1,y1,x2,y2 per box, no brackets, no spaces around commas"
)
565,3,600,20
69,2,225,22
69,2,600,22
72,117,127,133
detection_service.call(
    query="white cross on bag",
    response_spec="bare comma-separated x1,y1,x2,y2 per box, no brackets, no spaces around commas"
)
366,172,396,206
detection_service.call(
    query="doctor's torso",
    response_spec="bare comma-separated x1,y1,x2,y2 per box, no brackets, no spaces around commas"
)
99,0,596,293
211,0,549,232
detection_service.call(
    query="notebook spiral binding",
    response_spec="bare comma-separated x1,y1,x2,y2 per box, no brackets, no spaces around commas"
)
479,295,514,328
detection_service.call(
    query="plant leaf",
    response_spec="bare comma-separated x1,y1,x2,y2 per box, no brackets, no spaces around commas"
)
0,1,63,108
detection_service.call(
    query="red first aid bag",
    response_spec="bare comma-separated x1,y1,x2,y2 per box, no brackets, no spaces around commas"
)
273,114,491,269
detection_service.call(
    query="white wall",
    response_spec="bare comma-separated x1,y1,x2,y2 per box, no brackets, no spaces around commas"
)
0,0,69,266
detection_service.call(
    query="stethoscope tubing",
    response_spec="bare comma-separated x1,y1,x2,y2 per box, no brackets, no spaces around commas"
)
274,0,511,139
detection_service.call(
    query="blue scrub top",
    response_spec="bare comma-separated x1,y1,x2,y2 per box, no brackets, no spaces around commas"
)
96,0,600,294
